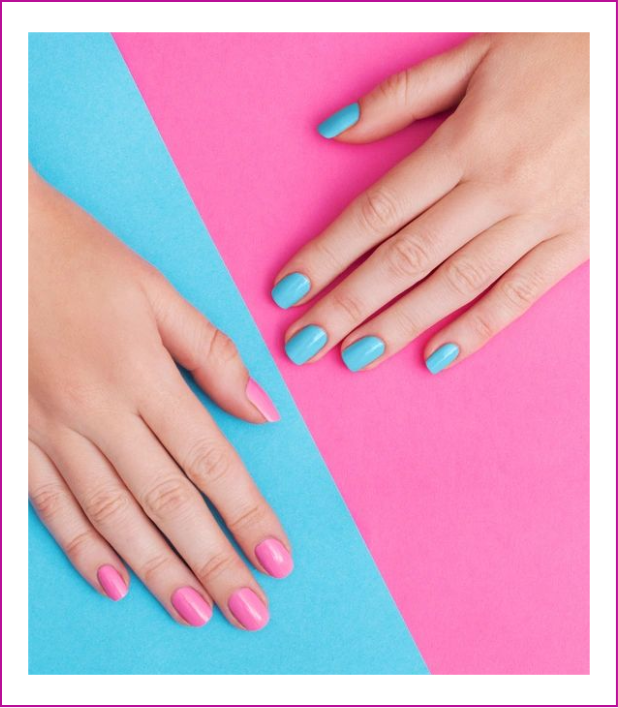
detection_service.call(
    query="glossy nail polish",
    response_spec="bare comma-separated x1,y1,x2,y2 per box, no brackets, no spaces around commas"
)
285,325,327,365
342,336,385,372
172,587,212,627
97,565,128,601
245,378,280,423
317,102,360,138
228,588,269,631
271,272,311,309
425,343,460,374
255,538,294,579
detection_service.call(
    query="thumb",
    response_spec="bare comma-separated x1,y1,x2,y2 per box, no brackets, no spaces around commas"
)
317,35,490,143
145,271,280,425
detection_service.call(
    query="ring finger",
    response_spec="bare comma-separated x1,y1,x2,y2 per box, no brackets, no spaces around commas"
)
97,414,270,631
339,216,549,371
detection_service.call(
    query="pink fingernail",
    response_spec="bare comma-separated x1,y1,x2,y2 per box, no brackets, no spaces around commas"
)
245,378,280,423
255,538,294,579
97,565,128,601
172,587,213,627
228,588,270,631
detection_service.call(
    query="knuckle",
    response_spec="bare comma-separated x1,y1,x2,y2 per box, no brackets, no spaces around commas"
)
205,328,238,366
184,440,232,488
330,290,365,323
379,69,410,105
141,554,172,585
358,185,400,232
443,257,491,296
469,310,496,341
384,234,431,280
30,484,66,521
143,477,194,519
64,530,97,563
392,306,423,340
227,503,268,535
500,274,542,312
85,487,131,526
312,237,346,272
196,552,236,586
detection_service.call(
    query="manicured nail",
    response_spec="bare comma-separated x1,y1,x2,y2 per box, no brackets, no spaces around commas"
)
285,325,327,365
255,538,294,579
228,588,269,631
271,272,311,309
425,343,460,374
97,565,128,601
172,587,212,627
342,336,385,372
245,378,280,423
317,102,360,138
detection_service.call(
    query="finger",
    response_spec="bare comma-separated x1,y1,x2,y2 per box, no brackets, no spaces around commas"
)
29,441,129,601
272,136,462,308
284,182,507,364
139,365,293,581
339,216,546,370
423,233,588,373
146,273,279,424
99,413,271,631
317,35,490,142
46,429,213,627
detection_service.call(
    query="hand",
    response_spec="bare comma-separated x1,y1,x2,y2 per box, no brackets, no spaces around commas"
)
28,166,291,631
272,33,589,374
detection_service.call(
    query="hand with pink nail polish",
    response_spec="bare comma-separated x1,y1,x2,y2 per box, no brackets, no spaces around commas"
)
275,34,589,374
28,165,292,630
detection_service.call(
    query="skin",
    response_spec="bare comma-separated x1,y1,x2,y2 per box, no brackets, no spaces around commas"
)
28,32,588,629
28,166,290,628
276,33,589,371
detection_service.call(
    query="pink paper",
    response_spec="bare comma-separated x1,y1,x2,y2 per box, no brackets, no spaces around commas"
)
115,33,589,674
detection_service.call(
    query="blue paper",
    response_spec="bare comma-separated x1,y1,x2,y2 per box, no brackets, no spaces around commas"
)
28,32,428,675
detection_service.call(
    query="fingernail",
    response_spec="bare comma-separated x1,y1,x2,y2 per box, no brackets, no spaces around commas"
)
228,588,270,631
342,336,385,372
285,325,327,365
172,587,212,627
97,565,128,601
245,378,280,423
317,102,360,138
425,343,460,374
271,272,311,309
255,538,294,579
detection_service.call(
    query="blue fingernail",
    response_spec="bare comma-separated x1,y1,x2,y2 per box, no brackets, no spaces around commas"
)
425,343,460,375
317,102,360,139
285,325,328,365
271,273,311,309
341,336,385,372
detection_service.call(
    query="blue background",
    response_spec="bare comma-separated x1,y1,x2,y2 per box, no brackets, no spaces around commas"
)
28,33,428,675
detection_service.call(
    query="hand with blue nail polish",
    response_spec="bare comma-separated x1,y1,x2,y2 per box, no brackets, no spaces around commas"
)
272,34,589,373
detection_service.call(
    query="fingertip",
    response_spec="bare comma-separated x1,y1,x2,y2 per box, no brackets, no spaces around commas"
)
340,335,386,372
271,272,311,309
316,101,361,139
97,564,129,601
424,342,460,374
245,378,280,423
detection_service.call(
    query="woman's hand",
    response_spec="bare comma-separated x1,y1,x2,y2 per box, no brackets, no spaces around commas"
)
29,166,291,630
272,33,589,374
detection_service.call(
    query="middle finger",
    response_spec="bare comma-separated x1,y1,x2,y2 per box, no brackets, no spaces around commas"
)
284,182,508,364
97,415,270,631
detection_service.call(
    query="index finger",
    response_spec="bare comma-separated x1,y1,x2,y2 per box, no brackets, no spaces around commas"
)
271,135,461,309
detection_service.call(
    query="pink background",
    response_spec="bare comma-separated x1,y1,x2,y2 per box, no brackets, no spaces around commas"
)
115,33,589,674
